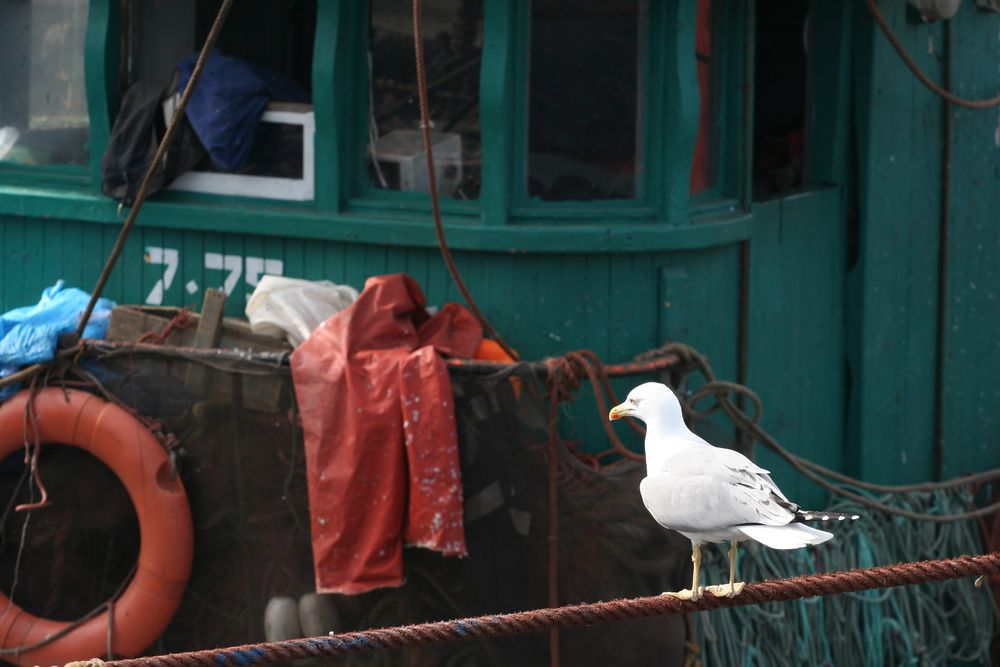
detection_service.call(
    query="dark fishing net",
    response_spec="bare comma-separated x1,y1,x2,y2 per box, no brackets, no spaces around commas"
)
0,345,690,665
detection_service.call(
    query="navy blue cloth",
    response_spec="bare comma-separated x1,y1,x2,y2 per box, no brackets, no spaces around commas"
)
177,51,310,171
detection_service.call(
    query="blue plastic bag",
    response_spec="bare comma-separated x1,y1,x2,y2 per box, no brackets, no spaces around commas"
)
0,281,115,400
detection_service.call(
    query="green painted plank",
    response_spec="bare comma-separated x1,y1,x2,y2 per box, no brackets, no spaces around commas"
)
302,240,326,282
938,7,1000,479
118,231,145,307
62,220,85,292
222,232,248,315
179,230,205,310
4,218,25,307
479,0,517,226
323,243,348,285
747,189,845,509
22,220,46,300
0,184,755,253
582,253,612,362
847,1,944,484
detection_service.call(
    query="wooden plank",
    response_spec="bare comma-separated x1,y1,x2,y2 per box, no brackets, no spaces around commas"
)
847,0,944,484
747,189,845,509
938,7,1000,479
185,288,227,393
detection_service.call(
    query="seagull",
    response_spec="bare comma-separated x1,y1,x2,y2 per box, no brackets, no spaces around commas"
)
609,382,857,601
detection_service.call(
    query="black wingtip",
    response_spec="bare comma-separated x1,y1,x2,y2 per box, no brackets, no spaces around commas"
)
795,510,861,523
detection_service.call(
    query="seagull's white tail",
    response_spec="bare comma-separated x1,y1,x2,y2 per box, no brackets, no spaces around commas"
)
737,524,833,550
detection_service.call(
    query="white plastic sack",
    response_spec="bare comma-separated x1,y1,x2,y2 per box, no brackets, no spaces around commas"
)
245,275,358,347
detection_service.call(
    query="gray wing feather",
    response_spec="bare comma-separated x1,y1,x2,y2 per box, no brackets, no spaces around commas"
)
640,448,795,533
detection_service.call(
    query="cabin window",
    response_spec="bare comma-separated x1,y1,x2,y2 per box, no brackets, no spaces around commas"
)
366,0,484,200
0,0,90,167
120,0,316,199
526,0,644,202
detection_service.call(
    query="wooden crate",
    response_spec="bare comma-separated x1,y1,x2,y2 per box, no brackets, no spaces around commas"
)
107,304,291,413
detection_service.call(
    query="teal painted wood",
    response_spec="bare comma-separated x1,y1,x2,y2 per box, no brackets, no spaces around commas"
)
311,0,342,211
83,0,118,187
658,244,742,447
938,7,1000,479
747,189,845,509
652,0,700,223
479,0,517,226
847,1,945,484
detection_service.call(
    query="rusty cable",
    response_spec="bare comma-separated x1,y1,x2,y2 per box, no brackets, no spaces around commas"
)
91,553,1000,667
864,0,1000,109
74,0,236,339
411,0,519,361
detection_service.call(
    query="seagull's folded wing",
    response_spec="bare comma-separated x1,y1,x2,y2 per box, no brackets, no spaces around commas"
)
640,450,796,533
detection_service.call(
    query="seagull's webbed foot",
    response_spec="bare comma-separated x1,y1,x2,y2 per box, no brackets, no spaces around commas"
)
661,587,704,601
704,582,745,598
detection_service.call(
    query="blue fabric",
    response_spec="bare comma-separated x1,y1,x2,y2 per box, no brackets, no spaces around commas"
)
0,281,115,400
177,51,310,171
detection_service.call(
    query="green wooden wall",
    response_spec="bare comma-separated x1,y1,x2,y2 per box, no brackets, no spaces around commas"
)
850,1,1000,485
0,213,746,366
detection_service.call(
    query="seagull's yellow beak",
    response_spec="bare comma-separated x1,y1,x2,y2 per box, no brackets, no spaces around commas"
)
608,401,633,421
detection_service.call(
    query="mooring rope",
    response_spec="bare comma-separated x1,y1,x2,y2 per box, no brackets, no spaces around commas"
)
69,553,997,667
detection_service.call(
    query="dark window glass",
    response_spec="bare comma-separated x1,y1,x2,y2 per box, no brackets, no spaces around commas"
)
0,0,90,166
368,0,483,200
753,0,808,199
527,0,643,202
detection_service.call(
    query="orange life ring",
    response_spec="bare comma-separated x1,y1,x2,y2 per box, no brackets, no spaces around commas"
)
0,388,193,666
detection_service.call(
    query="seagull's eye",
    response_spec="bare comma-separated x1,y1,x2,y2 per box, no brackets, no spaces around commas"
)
629,398,637,405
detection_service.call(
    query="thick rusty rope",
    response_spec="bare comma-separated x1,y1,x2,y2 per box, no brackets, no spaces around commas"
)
864,0,1000,109
74,0,236,339
88,553,1000,667
136,309,196,345
411,0,519,361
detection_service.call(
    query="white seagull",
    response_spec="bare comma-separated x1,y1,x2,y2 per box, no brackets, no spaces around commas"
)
609,382,857,601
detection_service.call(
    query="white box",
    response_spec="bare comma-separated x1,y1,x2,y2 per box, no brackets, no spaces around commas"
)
373,129,462,197
167,101,315,201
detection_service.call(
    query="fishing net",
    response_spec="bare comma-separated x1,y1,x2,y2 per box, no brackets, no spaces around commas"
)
0,341,994,666
0,344,689,665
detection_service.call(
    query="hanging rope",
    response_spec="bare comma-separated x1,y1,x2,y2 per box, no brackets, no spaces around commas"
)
550,340,1000,523
73,0,236,339
411,0,519,361
864,0,1000,109
69,553,1000,667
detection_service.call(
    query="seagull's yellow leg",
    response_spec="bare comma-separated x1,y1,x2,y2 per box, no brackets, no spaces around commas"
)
662,544,703,601
707,540,746,598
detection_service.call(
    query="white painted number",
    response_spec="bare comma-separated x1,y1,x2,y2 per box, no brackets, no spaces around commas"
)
143,247,284,305
144,247,179,305
204,252,244,296
245,257,285,289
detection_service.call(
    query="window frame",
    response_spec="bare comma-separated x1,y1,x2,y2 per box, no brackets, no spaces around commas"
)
0,0,107,186
0,0,750,229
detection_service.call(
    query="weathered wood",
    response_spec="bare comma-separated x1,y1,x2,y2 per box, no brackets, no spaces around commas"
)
747,189,845,509
847,0,945,484
185,288,228,392
938,7,1000,479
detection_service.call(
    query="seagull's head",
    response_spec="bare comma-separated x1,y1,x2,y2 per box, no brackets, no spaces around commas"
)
608,382,684,427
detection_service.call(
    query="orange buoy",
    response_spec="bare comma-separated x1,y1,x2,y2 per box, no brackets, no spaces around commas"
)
0,389,193,666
